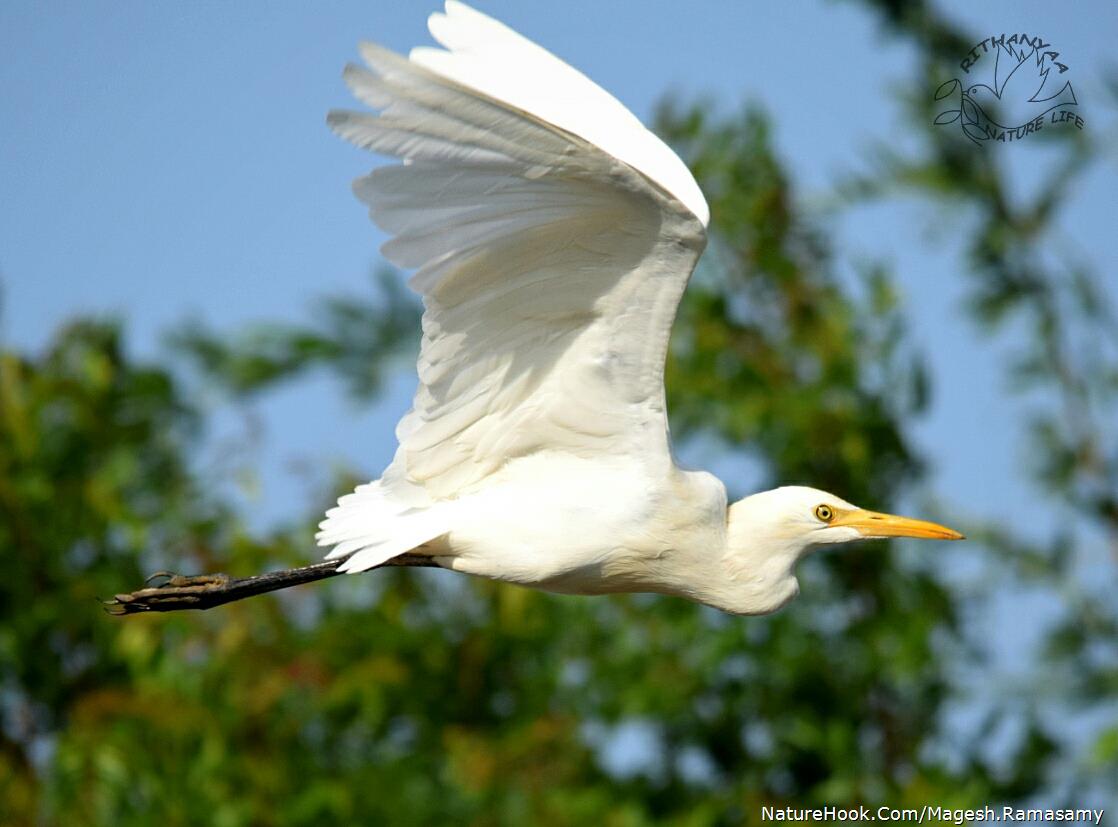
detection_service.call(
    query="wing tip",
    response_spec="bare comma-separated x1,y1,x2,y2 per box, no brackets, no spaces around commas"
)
443,1,482,23
325,108,354,135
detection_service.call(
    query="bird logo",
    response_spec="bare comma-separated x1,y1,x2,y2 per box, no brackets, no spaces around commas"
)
934,34,1081,144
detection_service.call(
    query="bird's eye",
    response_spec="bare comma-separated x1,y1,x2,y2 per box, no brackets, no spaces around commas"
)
814,504,834,523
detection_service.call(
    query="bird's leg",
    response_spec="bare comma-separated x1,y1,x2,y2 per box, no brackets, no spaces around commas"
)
105,553,438,615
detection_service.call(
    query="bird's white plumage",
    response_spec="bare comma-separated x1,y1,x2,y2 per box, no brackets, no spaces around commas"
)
409,1,709,225
320,1,707,574
317,3,962,611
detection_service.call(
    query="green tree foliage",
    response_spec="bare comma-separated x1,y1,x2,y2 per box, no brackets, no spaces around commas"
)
845,0,1118,799
170,270,420,400
2,126,1057,827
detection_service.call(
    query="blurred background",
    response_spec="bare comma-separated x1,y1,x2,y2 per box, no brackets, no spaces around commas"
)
2,0,1116,823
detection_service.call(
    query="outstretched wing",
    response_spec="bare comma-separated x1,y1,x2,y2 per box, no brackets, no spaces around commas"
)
319,1,708,570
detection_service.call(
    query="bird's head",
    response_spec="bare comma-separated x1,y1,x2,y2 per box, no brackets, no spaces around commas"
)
965,82,998,103
734,485,962,546
718,486,963,615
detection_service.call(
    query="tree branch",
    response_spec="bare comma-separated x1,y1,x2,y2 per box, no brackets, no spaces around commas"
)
105,553,438,615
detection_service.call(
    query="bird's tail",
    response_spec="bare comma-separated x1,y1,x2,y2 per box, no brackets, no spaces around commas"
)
317,479,452,573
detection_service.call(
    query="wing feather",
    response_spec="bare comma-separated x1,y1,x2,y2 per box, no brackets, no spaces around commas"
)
318,1,708,571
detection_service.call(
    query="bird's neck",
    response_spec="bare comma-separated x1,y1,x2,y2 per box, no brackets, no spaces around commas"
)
700,500,810,616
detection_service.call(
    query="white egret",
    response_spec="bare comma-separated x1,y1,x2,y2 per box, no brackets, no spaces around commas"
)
312,1,963,617
107,1,964,618
106,1,961,621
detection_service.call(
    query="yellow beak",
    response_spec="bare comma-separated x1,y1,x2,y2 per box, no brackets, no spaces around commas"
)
831,508,964,540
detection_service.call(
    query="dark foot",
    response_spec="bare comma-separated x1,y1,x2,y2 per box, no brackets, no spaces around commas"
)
144,571,232,589
105,571,235,615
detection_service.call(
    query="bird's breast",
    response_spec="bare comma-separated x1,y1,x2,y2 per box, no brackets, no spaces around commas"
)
439,454,726,597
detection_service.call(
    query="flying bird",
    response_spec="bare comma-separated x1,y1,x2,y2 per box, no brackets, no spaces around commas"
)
315,1,962,617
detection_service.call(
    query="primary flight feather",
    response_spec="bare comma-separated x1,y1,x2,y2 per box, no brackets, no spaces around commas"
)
319,1,962,616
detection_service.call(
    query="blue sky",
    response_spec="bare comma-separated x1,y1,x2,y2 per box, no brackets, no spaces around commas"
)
3,0,1114,522
2,0,1116,794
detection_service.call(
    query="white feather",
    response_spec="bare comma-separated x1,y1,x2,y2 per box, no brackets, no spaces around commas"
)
317,1,707,573
312,4,963,618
